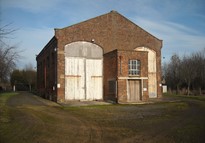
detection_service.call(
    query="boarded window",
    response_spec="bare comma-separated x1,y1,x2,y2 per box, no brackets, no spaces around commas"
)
128,60,140,75
109,80,116,94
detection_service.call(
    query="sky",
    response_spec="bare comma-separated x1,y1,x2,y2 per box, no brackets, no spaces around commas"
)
0,0,205,69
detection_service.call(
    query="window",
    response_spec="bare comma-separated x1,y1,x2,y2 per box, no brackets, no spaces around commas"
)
129,60,140,75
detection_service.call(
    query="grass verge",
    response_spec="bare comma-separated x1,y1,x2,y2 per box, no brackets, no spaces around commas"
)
0,92,18,123
164,93,205,101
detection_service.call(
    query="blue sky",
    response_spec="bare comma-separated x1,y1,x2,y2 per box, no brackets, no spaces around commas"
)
1,0,205,68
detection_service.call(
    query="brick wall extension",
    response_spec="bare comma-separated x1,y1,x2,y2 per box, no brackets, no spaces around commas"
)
117,50,149,102
36,37,57,101
103,49,149,102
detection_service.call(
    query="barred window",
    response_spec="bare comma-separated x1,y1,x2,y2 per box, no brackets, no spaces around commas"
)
129,60,140,75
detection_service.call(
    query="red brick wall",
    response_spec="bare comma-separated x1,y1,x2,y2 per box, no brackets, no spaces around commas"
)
55,11,162,53
37,11,162,102
117,50,148,77
36,37,57,101
117,50,149,102
53,11,162,101
103,50,149,102
103,50,118,101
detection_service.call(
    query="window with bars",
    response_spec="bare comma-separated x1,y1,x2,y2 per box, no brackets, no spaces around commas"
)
128,60,140,75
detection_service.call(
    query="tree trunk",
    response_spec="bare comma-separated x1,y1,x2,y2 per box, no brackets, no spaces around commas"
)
176,85,179,95
187,82,190,96
199,87,202,95
29,84,31,92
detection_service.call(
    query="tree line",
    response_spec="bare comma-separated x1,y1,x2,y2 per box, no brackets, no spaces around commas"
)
0,22,21,91
163,48,205,95
10,64,36,92
0,22,37,92
0,23,19,85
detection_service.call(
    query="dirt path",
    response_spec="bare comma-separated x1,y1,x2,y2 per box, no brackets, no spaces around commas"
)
7,91,60,107
2,92,104,143
1,92,205,143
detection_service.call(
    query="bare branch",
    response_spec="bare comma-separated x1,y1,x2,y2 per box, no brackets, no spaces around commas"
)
0,22,21,83
0,23,17,40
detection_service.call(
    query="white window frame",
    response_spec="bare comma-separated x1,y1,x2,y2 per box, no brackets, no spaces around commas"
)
129,60,140,76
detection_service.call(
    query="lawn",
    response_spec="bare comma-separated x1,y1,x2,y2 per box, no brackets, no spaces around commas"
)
0,92,205,143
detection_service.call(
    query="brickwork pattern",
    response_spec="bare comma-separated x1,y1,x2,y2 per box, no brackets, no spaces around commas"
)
37,11,162,102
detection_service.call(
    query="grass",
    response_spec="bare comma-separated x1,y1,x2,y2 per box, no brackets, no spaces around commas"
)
64,97,205,142
0,92,18,123
1,92,205,143
164,92,205,99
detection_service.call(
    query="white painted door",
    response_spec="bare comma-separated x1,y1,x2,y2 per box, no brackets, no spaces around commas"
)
65,57,85,100
65,57,103,100
86,59,103,100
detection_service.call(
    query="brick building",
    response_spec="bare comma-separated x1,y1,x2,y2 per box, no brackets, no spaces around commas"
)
36,11,163,103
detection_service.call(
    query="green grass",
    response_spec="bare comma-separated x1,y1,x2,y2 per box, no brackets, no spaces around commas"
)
0,92,18,123
1,92,205,142
164,92,205,101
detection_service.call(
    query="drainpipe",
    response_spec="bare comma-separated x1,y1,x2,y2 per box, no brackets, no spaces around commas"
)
54,47,57,101
116,79,118,103
44,62,46,88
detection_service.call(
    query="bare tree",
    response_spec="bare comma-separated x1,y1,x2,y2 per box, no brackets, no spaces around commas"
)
0,23,20,85
181,55,197,95
165,54,181,94
192,48,205,95
0,23,17,40
24,63,36,92
164,48,205,95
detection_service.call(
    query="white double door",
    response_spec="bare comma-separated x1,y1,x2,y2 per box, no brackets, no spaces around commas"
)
65,57,103,100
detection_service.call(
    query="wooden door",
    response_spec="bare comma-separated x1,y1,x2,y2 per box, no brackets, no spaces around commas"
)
64,41,103,100
65,57,103,100
86,59,103,100
128,80,141,102
65,57,85,100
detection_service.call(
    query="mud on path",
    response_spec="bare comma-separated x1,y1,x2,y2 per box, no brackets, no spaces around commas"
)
1,92,205,143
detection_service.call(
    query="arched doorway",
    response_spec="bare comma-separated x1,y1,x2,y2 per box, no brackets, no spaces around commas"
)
64,41,103,100
135,47,157,98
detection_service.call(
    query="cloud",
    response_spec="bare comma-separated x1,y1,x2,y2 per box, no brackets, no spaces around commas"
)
2,0,205,65
131,16,205,60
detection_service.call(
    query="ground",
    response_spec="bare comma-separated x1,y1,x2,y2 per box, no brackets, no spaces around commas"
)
0,92,205,143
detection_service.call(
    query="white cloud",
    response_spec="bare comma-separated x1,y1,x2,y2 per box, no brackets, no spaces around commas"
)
2,0,205,65
131,16,205,60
